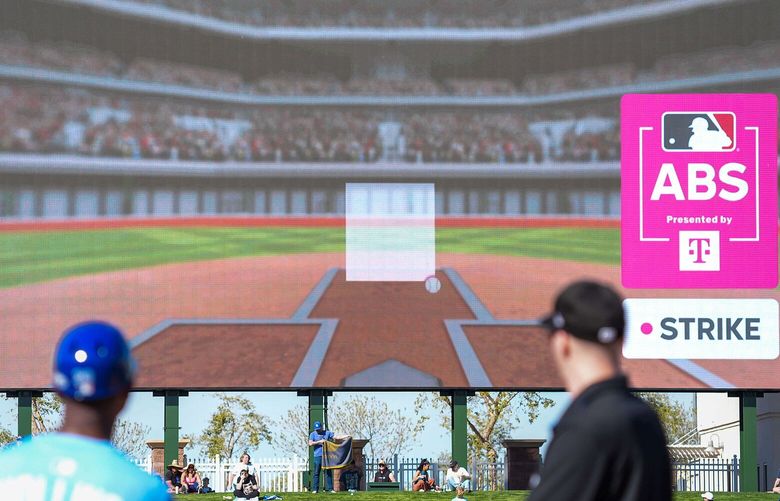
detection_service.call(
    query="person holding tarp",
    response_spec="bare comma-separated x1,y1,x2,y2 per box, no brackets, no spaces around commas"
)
322,434,354,492
309,421,336,493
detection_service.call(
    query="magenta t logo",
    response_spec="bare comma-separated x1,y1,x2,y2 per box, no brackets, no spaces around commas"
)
689,238,710,263
621,94,777,288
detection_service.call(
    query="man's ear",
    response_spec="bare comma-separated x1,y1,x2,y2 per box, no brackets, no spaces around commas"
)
560,331,572,358
551,330,571,359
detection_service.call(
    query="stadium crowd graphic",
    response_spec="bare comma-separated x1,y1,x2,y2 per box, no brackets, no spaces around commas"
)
3,31,780,97
2,25,780,165
114,0,666,28
0,84,623,163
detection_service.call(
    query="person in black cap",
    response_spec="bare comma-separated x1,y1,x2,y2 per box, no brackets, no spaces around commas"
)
528,280,671,501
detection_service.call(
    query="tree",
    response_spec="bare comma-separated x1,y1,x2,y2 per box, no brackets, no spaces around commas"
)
0,396,17,446
196,394,272,460
111,419,152,459
419,392,555,463
636,393,695,444
0,426,16,446
329,395,428,458
271,404,310,458
32,394,62,435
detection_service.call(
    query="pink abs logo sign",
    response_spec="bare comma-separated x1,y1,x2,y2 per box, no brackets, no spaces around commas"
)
621,94,777,288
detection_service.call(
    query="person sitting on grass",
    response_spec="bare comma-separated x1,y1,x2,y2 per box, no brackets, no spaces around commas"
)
451,486,467,501
199,476,214,493
412,459,437,492
229,453,259,492
445,460,471,491
235,468,261,499
773,468,780,496
165,459,185,494
374,459,396,483
181,463,201,494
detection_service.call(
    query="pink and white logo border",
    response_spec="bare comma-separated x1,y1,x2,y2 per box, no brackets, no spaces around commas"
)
621,93,778,289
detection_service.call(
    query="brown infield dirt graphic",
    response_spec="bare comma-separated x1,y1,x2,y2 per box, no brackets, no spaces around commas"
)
309,270,474,387
1,252,779,390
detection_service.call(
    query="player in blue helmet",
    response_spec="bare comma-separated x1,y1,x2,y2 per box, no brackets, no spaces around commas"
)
0,321,170,500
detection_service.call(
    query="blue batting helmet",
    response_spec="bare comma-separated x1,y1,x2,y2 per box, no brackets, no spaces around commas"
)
53,321,136,401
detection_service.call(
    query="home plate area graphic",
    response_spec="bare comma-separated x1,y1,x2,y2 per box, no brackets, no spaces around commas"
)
130,268,768,390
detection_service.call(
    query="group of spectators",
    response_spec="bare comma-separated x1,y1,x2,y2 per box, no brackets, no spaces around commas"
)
163,460,214,495
3,30,780,97
647,40,780,81
0,31,122,77
116,0,663,28
524,63,636,95
556,127,620,163
164,452,286,498
309,421,472,496
444,79,518,97
402,112,545,164
527,40,780,93
0,31,514,96
0,83,626,163
125,58,244,93
252,76,515,97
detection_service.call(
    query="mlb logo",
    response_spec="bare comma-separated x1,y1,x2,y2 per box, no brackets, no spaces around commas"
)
662,112,735,152
621,94,778,289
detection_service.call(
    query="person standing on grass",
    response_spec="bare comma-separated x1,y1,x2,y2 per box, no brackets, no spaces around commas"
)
308,420,335,493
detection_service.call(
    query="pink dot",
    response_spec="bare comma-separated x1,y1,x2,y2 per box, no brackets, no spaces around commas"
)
641,323,653,335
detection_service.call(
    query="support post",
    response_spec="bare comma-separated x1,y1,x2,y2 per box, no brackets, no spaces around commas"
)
17,392,33,438
6,391,42,438
164,392,180,469
449,391,468,466
300,390,331,491
738,392,758,492
154,390,188,470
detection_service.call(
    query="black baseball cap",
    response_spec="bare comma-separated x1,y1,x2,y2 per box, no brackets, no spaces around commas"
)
540,280,624,344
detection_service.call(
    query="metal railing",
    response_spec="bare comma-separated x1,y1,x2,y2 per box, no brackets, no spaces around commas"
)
671,456,739,492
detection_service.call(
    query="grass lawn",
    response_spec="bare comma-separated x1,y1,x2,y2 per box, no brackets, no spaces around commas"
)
0,226,620,288
174,491,778,501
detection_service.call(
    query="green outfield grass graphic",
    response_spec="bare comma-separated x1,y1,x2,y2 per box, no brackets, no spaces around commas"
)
0,226,620,288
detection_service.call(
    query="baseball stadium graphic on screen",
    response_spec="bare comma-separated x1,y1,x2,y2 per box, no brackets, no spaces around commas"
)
0,0,779,392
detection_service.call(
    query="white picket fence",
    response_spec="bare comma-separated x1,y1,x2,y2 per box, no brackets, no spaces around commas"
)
133,455,308,492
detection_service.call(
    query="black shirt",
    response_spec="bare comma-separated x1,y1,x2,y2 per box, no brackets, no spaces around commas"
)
374,470,392,483
164,469,181,486
528,375,672,501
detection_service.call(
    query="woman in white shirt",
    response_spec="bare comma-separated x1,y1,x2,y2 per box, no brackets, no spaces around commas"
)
445,460,471,492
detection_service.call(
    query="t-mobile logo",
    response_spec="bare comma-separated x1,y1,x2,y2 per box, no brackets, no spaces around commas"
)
689,237,712,263
679,231,720,271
